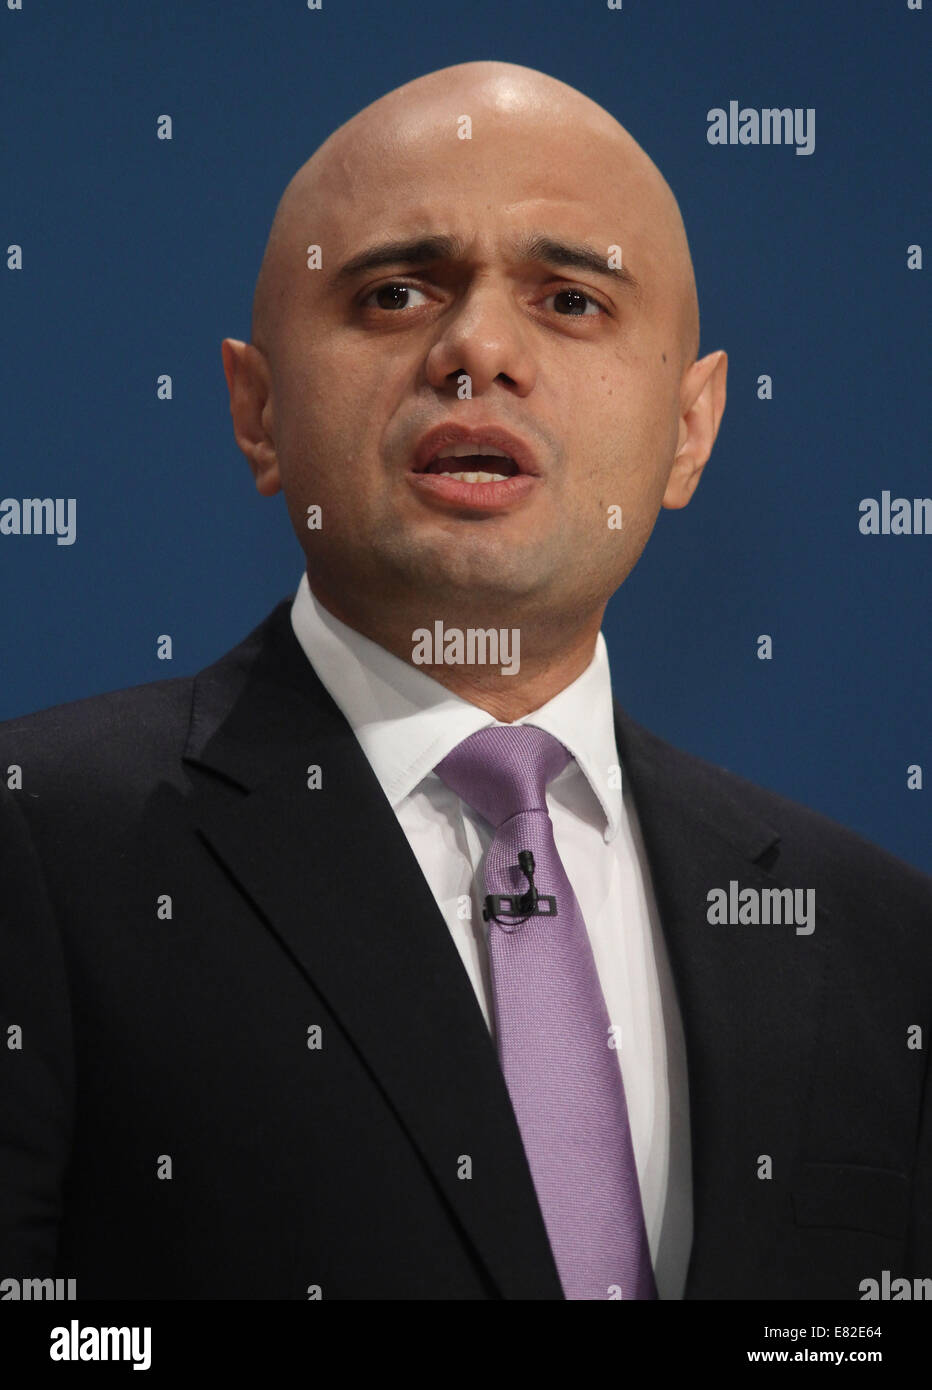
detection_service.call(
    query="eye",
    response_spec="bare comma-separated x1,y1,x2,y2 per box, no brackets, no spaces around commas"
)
544,288,604,317
361,282,431,311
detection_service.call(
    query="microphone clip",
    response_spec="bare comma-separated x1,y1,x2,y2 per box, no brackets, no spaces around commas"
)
483,849,558,929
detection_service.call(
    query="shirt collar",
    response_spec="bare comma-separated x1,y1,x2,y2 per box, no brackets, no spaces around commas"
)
289,570,623,841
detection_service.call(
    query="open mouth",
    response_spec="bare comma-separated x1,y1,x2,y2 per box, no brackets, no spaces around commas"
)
420,445,522,483
412,425,540,482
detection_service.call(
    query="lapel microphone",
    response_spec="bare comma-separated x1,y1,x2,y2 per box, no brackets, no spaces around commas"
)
483,849,559,928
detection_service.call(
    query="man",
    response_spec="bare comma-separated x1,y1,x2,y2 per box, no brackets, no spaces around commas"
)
1,61,930,1302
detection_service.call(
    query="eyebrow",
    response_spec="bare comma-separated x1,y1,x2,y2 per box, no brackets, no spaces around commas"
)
331,232,642,299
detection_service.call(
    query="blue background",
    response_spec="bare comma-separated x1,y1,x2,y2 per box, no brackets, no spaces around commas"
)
2,0,929,872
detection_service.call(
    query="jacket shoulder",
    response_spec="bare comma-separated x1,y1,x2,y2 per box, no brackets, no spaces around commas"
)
0,599,295,791
0,677,195,781
617,707,932,914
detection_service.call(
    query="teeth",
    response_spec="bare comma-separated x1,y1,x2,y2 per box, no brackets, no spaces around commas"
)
436,471,510,483
434,444,512,460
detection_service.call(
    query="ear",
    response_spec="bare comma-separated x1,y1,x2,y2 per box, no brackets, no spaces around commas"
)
220,339,282,497
662,349,727,510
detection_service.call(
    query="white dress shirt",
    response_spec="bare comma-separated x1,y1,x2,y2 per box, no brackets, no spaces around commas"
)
289,570,692,1297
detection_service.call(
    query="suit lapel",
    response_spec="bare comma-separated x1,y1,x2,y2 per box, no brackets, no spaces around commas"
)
183,602,563,1300
614,706,830,1297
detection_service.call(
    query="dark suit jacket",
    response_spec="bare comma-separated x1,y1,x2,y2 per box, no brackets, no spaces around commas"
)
1,599,930,1299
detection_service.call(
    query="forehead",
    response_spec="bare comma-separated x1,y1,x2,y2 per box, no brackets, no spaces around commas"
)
302,110,672,278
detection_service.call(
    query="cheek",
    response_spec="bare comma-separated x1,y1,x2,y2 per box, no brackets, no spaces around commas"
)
276,364,349,474
611,372,676,474
573,395,673,534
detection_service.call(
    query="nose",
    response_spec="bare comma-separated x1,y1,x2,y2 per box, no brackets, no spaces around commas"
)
424,278,537,398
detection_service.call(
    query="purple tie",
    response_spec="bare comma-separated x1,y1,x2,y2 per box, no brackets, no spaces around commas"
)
435,724,657,1300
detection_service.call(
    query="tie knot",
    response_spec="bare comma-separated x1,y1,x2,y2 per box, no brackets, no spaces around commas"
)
433,724,572,829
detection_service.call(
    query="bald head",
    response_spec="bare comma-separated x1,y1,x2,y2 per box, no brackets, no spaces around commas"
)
223,58,726,715
251,61,700,371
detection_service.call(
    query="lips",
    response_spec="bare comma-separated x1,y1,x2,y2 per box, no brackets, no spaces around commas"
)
412,424,540,479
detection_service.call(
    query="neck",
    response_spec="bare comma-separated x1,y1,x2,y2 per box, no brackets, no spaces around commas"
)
308,576,603,722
